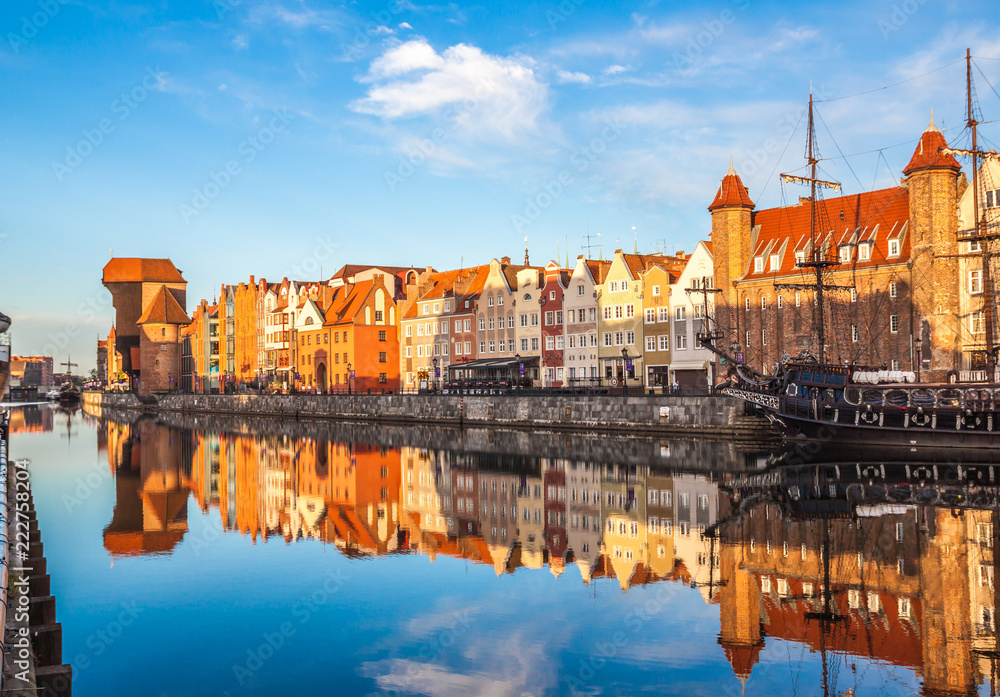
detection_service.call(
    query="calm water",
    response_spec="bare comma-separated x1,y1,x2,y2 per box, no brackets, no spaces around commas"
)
5,404,995,696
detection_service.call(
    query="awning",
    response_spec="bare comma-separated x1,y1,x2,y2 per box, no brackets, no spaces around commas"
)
448,356,539,370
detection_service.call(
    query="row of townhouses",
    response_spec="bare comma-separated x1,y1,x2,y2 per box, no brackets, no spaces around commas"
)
100,112,1000,395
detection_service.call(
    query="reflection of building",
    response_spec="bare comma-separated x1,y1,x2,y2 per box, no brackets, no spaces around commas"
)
103,420,191,556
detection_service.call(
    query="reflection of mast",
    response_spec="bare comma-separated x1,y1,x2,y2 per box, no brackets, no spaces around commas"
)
804,518,846,697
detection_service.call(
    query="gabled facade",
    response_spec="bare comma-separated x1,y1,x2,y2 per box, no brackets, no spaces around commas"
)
564,256,607,385
540,262,570,386
667,242,717,392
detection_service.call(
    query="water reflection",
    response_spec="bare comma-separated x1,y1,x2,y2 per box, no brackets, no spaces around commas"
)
92,412,1000,695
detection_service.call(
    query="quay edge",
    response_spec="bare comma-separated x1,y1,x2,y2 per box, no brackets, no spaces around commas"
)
81,391,778,442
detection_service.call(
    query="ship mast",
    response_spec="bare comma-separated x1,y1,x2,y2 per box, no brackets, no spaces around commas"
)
776,93,849,365
942,49,1000,366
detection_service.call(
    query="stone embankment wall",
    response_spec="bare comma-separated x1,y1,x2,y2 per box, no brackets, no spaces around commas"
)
84,391,774,440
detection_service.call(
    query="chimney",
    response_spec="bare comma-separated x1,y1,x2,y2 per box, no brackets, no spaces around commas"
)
501,256,511,265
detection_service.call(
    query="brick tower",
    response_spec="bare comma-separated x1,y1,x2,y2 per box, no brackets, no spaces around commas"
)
904,112,964,379
709,158,755,345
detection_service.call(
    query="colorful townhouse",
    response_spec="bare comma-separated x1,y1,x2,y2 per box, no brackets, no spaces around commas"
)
539,262,570,386
639,261,674,389
296,275,400,392
513,266,544,383
564,256,608,386
668,242,718,393
596,250,659,387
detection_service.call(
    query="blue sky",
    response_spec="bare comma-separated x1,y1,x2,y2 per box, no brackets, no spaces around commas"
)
1,0,999,370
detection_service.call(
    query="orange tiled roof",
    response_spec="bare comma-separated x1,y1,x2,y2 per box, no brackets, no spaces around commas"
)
742,186,910,281
708,161,755,211
585,259,612,284
903,112,961,175
103,258,185,284
137,286,191,325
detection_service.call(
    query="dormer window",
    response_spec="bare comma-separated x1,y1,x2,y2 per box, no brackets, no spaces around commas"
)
754,257,764,273
769,254,779,271
888,239,900,258
839,245,852,264
858,242,872,262
795,251,806,266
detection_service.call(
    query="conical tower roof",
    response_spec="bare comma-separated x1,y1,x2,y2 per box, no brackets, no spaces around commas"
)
708,157,755,211
903,110,961,175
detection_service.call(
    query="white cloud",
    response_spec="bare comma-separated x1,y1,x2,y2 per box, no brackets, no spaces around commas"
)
351,40,549,144
399,21,413,29
557,70,591,84
604,64,629,75
232,34,247,49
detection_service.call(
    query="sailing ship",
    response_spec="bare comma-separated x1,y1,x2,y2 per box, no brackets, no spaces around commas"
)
702,50,1000,448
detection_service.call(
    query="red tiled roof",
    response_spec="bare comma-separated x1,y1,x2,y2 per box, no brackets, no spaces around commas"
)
137,286,191,325
585,260,612,284
743,186,911,281
103,258,185,284
903,112,961,175
720,642,763,680
709,161,755,211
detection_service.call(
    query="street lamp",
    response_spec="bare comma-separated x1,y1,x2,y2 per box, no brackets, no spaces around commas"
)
432,357,439,393
913,337,922,382
347,362,352,395
621,347,630,398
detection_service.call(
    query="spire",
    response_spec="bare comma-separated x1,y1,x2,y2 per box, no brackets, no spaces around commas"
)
903,111,961,175
708,160,755,211
524,236,529,266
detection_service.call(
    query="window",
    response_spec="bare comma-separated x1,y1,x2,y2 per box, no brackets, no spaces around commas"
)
464,341,471,354
754,257,764,273
621,280,629,292
658,307,669,322
971,310,985,335
480,341,486,353
858,243,871,261
489,340,495,353
769,254,779,271
375,310,384,322
498,295,503,305
795,250,806,266
795,292,801,307
839,246,852,263
659,335,670,351
545,311,554,326
610,281,618,292
761,295,766,310
652,285,660,296
645,308,655,324
520,338,528,351
520,314,528,327
479,318,486,331
889,282,898,298
549,290,556,300
614,305,623,319
488,317,495,330
890,315,899,333
970,270,983,294
625,331,634,345
614,331,623,346
745,330,751,347
578,284,585,295
745,297,751,311
405,346,412,358
675,334,687,350
777,295,783,309
676,306,686,321
625,304,634,318
508,339,515,352
379,352,387,363
603,332,612,347
378,372,387,384
761,329,767,345
379,330,387,342
545,336,554,350
851,324,859,342
488,296,494,307
646,336,656,351
888,239,900,257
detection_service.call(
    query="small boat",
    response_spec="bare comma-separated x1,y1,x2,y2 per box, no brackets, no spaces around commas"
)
57,381,81,404
45,389,60,401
